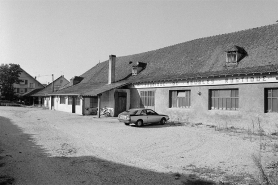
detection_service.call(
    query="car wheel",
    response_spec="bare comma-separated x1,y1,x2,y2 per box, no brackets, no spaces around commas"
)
160,118,166,125
136,120,143,127
124,123,129,126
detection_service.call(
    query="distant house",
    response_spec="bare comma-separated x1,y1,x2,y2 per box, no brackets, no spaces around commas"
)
48,24,278,132
14,68,45,97
26,75,69,106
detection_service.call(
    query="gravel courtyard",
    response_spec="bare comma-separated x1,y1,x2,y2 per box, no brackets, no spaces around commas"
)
1,106,277,184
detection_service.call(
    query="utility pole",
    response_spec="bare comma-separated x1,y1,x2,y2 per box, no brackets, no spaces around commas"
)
52,74,54,92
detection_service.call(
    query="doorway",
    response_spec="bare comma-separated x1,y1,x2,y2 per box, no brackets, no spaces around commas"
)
72,96,76,113
115,91,127,116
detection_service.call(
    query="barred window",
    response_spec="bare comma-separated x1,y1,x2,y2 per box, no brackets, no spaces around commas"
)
140,91,155,107
60,96,65,104
170,90,191,108
210,89,239,110
90,97,98,108
68,96,72,105
266,88,278,113
76,97,81,106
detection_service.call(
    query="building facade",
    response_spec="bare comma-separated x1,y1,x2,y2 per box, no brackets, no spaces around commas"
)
14,68,44,97
48,24,278,133
28,75,69,107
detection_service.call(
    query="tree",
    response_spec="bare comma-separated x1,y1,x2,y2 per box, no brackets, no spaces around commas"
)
0,64,22,101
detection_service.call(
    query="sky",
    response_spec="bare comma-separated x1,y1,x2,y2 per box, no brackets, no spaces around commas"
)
0,0,278,84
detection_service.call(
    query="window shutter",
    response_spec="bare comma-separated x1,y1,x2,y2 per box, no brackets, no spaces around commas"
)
25,80,28,84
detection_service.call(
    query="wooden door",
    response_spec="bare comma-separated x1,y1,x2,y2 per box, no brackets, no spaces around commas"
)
115,92,127,116
72,96,76,113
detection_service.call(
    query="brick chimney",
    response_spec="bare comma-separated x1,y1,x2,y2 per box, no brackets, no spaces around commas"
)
108,55,116,84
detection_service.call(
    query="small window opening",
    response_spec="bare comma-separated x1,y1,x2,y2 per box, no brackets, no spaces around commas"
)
225,45,247,65
226,51,237,63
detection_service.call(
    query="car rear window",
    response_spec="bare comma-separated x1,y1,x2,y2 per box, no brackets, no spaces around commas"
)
126,110,139,115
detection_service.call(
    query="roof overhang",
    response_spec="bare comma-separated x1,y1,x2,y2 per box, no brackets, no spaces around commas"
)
82,81,130,97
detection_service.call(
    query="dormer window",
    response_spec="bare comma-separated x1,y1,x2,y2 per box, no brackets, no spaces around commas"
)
132,67,138,75
131,62,147,76
225,45,247,65
226,51,237,63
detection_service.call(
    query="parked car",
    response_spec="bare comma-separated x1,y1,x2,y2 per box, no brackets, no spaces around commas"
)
118,108,169,127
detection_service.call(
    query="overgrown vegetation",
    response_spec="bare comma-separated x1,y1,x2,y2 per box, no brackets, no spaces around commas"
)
251,118,278,185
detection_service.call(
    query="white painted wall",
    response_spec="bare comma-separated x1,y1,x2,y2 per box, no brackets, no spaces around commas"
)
51,96,83,115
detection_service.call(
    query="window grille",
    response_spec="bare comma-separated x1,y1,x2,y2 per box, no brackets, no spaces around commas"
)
60,96,65,104
76,97,81,105
90,97,98,108
210,89,239,110
170,90,191,108
68,96,72,105
140,91,155,107
266,88,278,113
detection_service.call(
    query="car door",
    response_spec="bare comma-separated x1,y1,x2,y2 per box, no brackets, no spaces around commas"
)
139,109,148,123
146,109,159,123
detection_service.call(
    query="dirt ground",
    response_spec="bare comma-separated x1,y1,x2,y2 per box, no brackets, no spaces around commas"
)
0,107,277,185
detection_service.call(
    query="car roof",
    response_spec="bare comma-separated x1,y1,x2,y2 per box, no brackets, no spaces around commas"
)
128,108,145,111
128,108,154,111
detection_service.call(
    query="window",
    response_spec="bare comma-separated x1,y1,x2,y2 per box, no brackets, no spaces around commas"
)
25,88,28,93
226,51,237,63
60,96,65,104
90,97,98,108
266,88,278,113
68,96,72,105
170,90,191,108
140,91,155,107
19,88,25,93
30,83,34,88
19,79,25,84
210,89,239,110
76,97,81,105
54,85,61,91
25,80,28,84
146,109,158,115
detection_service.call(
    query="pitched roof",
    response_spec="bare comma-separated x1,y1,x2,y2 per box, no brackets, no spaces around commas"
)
22,88,44,97
31,76,69,97
20,68,44,87
52,24,278,96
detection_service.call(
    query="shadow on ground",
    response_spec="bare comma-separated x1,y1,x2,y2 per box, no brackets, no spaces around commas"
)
0,116,217,185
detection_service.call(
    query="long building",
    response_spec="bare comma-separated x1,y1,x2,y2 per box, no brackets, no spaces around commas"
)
44,24,278,133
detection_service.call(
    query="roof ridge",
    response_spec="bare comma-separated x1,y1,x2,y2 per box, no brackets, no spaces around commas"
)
117,23,278,59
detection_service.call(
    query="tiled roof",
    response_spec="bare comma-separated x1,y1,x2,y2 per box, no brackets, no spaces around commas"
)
22,88,44,97
51,24,278,96
31,76,69,97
